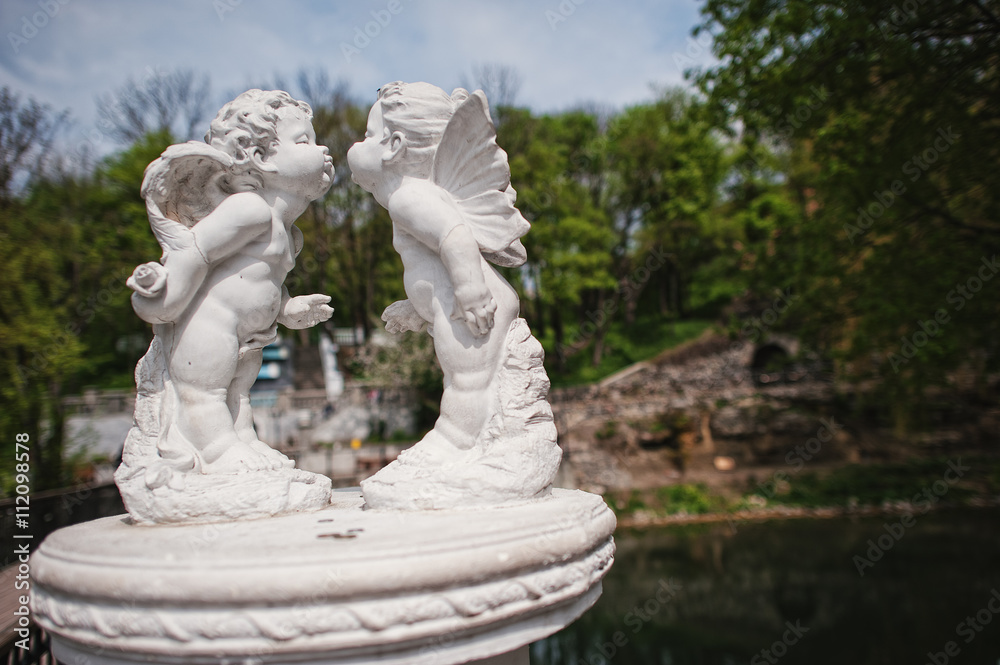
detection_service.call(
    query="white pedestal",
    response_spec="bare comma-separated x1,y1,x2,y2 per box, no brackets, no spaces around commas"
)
31,488,615,664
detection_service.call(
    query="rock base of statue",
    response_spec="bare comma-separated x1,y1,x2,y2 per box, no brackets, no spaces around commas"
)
31,488,615,665
115,335,333,524
362,319,563,511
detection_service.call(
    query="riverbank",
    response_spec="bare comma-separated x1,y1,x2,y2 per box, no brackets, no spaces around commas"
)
606,454,1000,528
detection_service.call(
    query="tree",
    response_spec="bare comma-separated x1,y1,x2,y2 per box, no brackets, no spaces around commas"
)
461,63,523,126
694,0,1000,428
605,89,727,321
500,108,618,367
0,87,66,198
0,126,169,492
96,68,210,144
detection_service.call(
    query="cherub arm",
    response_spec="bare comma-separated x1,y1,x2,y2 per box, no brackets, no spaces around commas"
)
189,192,272,262
278,286,334,329
389,182,496,336
382,299,426,334
131,192,271,324
275,225,334,329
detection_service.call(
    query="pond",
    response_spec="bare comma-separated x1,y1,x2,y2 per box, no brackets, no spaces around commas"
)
532,508,1000,664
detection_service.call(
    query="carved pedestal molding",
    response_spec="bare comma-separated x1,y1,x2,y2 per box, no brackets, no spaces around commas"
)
31,488,615,664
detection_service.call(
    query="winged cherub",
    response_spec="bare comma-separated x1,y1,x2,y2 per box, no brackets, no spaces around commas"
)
347,82,561,509
123,89,334,482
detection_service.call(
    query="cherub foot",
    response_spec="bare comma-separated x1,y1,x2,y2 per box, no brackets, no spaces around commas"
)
396,429,463,466
201,441,273,474
248,439,295,470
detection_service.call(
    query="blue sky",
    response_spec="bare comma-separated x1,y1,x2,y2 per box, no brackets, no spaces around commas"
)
1,0,713,155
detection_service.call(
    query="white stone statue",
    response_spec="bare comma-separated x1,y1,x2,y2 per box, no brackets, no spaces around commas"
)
35,86,615,665
115,90,335,523
347,82,562,509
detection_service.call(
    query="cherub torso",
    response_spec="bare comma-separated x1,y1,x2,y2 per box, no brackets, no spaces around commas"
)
193,213,296,344
393,223,448,324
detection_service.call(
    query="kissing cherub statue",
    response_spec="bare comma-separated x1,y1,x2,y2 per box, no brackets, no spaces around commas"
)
347,82,562,510
116,90,334,523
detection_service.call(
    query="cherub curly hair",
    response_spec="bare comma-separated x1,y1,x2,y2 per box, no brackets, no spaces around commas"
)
206,89,313,188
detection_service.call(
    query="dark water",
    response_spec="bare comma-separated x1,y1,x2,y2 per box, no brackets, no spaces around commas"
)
532,509,1000,665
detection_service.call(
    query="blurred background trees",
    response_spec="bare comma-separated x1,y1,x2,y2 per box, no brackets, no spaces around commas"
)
2,0,998,488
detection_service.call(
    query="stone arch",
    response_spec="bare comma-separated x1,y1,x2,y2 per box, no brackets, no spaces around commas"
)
751,342,792,385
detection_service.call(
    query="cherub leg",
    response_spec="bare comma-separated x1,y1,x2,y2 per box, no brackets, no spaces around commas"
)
228,348,293,470
424,274,518,452
167,312,270,473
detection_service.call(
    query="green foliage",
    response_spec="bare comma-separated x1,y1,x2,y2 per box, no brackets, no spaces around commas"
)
594,420,618,441
0,117,170,492
694,0,1000,427
656,483,723,515
548,316,711,387
752,457,990,508
610,483,727,517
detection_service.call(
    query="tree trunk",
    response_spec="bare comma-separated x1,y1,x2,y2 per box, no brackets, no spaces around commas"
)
552,305,565,371
591,290,606,367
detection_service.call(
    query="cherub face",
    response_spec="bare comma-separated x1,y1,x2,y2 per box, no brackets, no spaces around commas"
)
263,108,334,201
346,103,388,194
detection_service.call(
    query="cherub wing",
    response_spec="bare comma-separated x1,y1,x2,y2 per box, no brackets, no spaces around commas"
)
431,90,530,268
140,142,235,253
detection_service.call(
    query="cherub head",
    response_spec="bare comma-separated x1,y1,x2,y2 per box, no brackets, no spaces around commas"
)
207,89,333,200
347,81,469,194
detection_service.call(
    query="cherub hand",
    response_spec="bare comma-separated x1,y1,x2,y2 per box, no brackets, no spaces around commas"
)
382,300,426,334
278,294,334,329
452,282,496,336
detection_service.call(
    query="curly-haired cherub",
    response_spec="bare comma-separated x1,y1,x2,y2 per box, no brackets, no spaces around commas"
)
348,82,561,509
123,89,334,485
